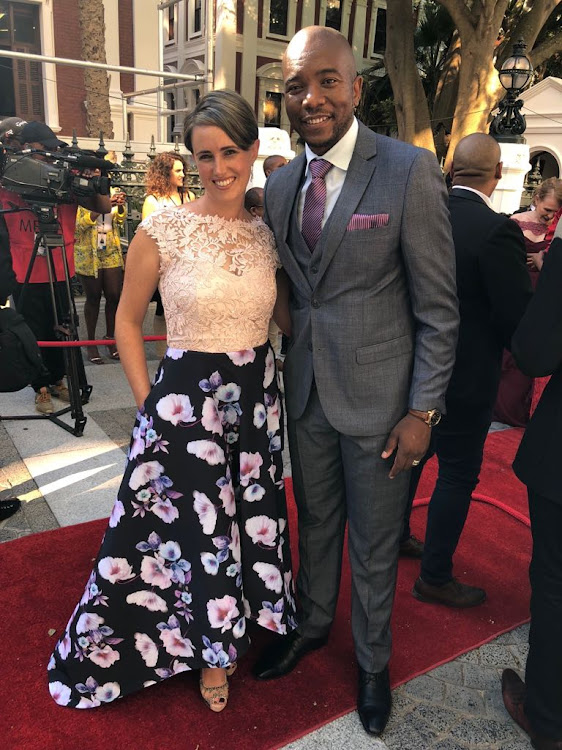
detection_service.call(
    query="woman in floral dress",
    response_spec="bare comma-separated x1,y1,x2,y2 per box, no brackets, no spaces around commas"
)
48,90,296,713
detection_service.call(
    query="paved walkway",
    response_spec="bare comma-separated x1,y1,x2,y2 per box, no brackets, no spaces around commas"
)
0,301,532,749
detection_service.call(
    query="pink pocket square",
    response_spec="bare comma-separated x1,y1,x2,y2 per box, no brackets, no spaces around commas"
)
347,213,389,230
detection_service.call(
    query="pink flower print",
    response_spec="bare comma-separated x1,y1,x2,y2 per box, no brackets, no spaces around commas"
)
233,617,246,639
88,645,121,668
216,383,241,403
49,681,72,706
239,452,263,486
129,428,145,461
151,497,179,524
160,627,195,658
193,491,218,534
76,696,101,709
253,562,283,593
166,348,186,360
98,557,134,584
257,606,287,634
76,612,105,635
263,348,275,388
94,682,121,703
156,393,196,426
108,500,125,528
187,439,226,466
217,476,235,517
243,483,266,502
57,632,72,660
201,397,223,435
245,515,277,547
227,349,256,366
267,396,281,433
229,521,241,563
129,460,165,491
207,595,240,632
126,590,168,612
140,556,173,589
253,403,266,428
134,632,159,667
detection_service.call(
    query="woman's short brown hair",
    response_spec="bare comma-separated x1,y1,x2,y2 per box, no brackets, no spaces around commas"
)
183,89,258,154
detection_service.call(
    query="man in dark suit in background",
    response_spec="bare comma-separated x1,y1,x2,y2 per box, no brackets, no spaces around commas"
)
502,218,562,750
403,133,533,608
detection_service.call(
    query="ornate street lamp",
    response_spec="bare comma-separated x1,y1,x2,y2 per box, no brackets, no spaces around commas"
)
490,39,534,143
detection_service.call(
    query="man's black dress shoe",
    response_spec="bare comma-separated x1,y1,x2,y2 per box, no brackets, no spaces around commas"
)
252,630,328,680
0,497,21,522
357,665,391,736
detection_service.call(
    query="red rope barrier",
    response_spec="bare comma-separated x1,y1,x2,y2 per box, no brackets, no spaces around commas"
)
37,336,166,347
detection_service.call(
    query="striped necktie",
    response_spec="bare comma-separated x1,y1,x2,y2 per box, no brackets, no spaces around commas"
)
302,158,333,251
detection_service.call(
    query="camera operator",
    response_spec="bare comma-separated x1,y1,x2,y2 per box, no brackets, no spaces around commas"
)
0,121,111,414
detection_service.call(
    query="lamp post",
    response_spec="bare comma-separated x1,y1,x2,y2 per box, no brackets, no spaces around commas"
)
489,40,534,214
490,39,534,143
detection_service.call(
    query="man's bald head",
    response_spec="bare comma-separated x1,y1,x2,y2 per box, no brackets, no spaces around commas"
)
451,134,502,191
282,26,357,82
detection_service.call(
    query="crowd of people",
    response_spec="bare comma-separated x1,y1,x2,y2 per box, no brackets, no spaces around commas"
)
1,23,561,750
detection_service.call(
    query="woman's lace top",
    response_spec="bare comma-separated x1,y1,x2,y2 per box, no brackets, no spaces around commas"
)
140,208,280,352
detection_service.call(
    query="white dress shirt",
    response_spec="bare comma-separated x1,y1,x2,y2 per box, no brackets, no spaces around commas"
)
298,117,359,230
451,185,494,211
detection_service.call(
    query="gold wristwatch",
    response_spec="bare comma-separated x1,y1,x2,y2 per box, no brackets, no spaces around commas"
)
408,408,442,427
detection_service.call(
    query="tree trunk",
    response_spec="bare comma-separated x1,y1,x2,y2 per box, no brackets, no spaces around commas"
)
77,0,114,138
385,0,435,151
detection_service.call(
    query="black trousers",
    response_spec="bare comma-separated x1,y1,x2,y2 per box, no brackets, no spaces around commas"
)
525,490,562,740
402,403,493,585
12,282,70,390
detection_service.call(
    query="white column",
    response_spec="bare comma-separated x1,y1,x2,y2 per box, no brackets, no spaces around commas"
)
40,0,60,131
241,0,258,103
491,142,531,215
215,0,237,90
351,0,368,70
300,0,316,28
103,0,125,140
131,1,160,143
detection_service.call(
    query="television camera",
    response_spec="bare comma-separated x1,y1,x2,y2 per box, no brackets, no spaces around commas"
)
0,143,112,207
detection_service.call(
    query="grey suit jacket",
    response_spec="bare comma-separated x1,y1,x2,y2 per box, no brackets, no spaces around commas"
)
265,123,459,436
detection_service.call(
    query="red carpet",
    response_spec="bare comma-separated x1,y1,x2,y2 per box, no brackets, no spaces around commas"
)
0,429,531,750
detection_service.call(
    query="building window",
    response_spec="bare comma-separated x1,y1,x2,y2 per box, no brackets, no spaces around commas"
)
0,1,44,121
166,6,175,43
325,0,342,31
269,0,288,36
194,0,202,34
264,91,282,128
373,8,386,55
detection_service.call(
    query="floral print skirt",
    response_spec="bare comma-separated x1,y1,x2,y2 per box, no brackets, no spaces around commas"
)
48,343,297,709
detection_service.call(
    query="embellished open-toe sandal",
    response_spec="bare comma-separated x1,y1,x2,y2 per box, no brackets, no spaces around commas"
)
199,674,229,713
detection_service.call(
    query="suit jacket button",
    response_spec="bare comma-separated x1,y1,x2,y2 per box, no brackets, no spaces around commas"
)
311,265,318,274
311,298,320,308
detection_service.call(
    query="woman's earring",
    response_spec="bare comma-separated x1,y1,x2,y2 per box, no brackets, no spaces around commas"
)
250,166,254,181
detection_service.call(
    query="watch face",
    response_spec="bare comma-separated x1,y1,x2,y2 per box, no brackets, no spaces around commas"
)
428,410,442,427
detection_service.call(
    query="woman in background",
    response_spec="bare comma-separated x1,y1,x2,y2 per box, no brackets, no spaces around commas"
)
494,178,562,426
142,153,195,358
75,187,127,363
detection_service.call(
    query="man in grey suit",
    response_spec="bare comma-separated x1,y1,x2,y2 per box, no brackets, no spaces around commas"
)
253,27,459,736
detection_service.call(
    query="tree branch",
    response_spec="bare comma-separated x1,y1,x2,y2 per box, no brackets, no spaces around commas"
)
436,0,475,35
530,27,562,68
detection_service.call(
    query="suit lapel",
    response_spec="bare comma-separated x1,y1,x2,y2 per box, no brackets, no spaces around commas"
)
267,154,310,293
316,124,378,283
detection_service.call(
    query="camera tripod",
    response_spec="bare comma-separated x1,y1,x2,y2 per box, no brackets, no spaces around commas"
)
0,203,92,436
